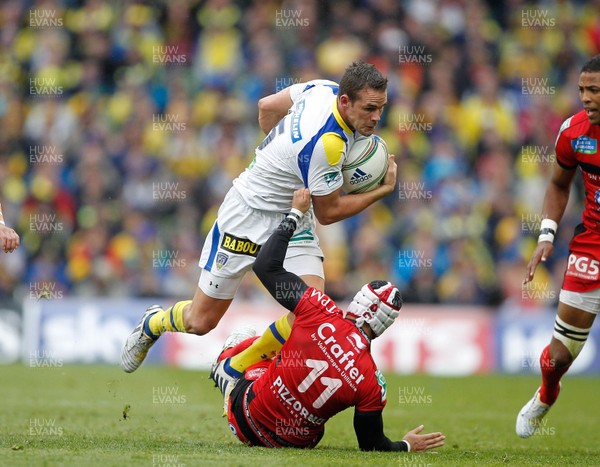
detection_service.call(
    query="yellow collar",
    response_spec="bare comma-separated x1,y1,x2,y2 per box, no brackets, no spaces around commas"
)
333,99,353,134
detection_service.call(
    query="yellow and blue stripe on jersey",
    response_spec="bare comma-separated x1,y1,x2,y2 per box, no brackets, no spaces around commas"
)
297,89,353,188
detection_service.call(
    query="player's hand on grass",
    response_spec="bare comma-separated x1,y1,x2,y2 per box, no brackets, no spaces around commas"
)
292,188,311,213
0,224,20,253
523,242,554,285
402,424,445,452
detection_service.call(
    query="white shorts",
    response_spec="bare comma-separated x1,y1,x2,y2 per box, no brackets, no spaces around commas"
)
198,187,324,299
559,288,600,315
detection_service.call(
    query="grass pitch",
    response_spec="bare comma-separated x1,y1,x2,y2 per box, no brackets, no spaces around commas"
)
1,364,599,466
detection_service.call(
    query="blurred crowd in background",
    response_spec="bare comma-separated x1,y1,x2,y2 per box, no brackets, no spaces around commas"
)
1,0,599,309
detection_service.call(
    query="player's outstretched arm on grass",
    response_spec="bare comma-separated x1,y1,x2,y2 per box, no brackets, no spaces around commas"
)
401,424,445,452
523,163,576,284
353,410,445,453
258,87,293,135
312,154,397,225
253,188,311,311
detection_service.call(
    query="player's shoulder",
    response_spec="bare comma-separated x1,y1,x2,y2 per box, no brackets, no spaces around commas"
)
301,79,339,94
355,362,387,407
320,132,346,165
557,110,591,140
297,287,342,317
289,79,339,102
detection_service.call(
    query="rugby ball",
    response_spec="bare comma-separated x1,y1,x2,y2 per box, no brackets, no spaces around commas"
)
342,135,389,194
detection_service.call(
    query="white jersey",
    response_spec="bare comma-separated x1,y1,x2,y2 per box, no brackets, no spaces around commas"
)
233,80,357,211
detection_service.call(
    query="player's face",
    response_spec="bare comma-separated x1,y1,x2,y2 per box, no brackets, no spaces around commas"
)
342,88,387,136
579,72,600,125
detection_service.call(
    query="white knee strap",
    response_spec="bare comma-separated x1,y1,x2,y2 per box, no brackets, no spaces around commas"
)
553,316,591,359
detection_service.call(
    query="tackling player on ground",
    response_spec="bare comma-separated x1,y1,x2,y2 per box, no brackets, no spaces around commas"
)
516,55,600,437
121,62,397,377
210,188,445,452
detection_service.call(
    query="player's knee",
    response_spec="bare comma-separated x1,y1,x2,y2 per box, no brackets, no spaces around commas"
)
184,300,227,336
184,312,219,335
550,315,591,366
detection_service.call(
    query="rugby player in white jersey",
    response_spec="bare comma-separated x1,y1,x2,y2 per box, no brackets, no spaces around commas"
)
121,61,397,375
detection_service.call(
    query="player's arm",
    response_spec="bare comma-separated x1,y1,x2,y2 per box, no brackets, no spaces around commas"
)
0,202,20,253
353,410,445,453
258,87,293,135
524,161,577,283
312,155,397,225
253,188,311,311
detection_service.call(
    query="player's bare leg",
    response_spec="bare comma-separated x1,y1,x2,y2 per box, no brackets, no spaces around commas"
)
183,287,233,334
121,287,232,373
516,301,595,437
121,274,323,373
224,274,324,377
300,274,324,289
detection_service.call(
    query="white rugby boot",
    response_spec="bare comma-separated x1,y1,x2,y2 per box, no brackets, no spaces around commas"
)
516,386,555,438
220,325,257,355
120,305,162,373
210,326,256,416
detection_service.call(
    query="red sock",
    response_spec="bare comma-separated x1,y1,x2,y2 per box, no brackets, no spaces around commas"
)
219,336,260,362
538,345,570,405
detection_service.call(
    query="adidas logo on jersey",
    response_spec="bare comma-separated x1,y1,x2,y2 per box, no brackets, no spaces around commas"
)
349,168,372,185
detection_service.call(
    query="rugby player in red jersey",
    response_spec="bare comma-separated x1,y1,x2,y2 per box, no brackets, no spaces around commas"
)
210,188,445,452
517,55,600,437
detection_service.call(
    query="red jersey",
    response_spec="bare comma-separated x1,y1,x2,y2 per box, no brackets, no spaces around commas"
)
247,287,387,447
555,110,600,291
555,110,600,233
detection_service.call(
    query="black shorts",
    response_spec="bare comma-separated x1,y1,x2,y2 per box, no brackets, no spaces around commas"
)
228,377,265,447
228,376,322,448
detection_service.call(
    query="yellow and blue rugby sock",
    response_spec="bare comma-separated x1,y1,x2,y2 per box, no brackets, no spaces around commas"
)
227,314,292,377
145,300,190,338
